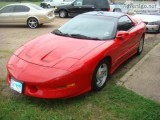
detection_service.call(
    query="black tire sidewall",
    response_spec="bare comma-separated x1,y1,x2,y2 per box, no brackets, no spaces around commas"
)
59,10,67,18
137,37,144,55
92,59,109,91
27,18,39,29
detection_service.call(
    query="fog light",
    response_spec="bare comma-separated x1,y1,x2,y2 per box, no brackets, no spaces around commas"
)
28,85,38,93
67,83,75,87
56,83,75,89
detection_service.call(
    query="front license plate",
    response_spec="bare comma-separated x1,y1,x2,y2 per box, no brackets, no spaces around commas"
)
10,78,23,93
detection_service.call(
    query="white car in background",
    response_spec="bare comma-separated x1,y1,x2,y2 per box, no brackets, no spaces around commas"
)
40,0,74,8
133,14,160,33
110,3,128,13
0,3,55,28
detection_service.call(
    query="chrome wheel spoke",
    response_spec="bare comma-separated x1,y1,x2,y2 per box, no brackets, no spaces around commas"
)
139,38,143,52
96,63,108,87
28,19,37,28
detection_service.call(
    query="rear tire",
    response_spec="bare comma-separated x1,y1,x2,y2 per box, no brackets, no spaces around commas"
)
59,10,68,18
27,18,39,29
137,36,144,55
92,59,109,91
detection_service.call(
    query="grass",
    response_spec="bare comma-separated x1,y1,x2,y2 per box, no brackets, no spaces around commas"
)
1,52,160,120
0,79,160,120
0,2,40,8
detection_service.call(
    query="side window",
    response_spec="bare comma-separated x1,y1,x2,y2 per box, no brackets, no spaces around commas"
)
14,5,30,12
0,6,14,13
95,0,109,8
74,0,83,6
118,16,134,31
83,0,94,5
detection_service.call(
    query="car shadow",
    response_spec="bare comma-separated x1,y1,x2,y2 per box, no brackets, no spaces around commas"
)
146,32,160,34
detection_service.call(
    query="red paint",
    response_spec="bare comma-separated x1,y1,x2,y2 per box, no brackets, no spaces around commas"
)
7,15,146,99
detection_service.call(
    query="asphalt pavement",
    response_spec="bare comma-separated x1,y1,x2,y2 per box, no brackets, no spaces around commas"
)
118,43,160,103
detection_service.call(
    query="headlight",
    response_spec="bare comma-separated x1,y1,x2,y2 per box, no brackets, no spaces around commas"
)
148,21,159,25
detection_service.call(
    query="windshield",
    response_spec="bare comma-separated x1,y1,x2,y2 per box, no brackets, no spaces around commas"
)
54,15,116,40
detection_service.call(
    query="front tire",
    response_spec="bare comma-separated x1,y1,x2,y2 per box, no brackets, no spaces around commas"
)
137,36,144,55
47,4,51,8
59,10,68,18
92,59,109,91
27,18,39,29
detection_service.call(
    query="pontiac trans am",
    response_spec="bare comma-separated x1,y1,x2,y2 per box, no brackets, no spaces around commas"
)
7,12,146,99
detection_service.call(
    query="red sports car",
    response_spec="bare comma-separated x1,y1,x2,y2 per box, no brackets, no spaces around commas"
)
7,12,146,99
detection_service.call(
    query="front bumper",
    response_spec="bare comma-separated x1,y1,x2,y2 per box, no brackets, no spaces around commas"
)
146,25,159,32
7,55,91,99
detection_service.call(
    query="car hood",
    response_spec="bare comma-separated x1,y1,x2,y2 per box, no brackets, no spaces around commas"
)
133,14,160,22
15,33,106,68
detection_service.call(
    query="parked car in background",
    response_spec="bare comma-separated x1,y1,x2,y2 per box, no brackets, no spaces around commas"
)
133,14,160,33
110,3,127,13
0,3,55,28
7,11,146,99
54,0,110,18
40,0,74,8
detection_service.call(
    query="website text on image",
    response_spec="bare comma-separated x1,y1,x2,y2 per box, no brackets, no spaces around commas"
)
125,0,160,14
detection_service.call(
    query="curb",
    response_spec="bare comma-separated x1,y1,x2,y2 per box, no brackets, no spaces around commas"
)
117,43,160,86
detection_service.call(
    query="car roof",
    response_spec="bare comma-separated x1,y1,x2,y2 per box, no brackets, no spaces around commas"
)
6,3,33,6
83,11,126,18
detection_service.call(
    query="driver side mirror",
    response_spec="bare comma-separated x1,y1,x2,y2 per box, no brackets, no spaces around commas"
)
116,31,129,40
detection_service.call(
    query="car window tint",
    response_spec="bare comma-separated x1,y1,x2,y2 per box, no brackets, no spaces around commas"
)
59,15,117,40
95,0,109,8
83,0,94,5
14,5,30,12
74,0,83,6
0,6,14,13
118,16,134,31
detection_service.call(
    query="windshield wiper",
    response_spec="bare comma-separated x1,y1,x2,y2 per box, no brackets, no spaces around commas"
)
52,29,70,37
52,30,100,40
69,34,100,40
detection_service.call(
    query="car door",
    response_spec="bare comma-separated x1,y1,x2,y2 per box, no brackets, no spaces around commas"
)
112,16,138,67
12,5,30,23
0,5,15,23
69,0,94,16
